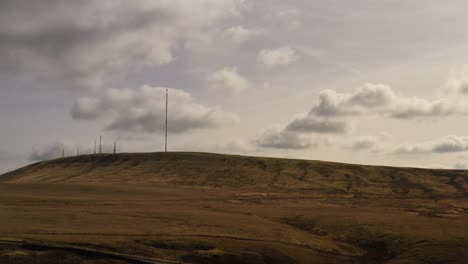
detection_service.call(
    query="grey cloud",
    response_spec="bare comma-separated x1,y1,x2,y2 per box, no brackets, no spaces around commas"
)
345,133,391,152
0,0,246,89
389,99,454,119
432,136,468,153
312,83,463,119
255,129,312,150
29,142,75,161
394,135,468,155
285,115,350,134
445,65,468,95
71,86,239,134
349,137,379,152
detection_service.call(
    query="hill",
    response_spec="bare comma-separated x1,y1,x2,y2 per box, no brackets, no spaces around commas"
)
1,152,467,263
1,152,467,197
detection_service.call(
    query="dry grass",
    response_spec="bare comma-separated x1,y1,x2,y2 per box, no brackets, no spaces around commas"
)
0,152,467,263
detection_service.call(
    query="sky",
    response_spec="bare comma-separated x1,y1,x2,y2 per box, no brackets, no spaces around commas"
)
2,0,468,173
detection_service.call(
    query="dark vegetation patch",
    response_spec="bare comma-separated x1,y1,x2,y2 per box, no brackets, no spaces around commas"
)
181,249,295,264
0,245,130,264
280,215,328,236
136,239,215,251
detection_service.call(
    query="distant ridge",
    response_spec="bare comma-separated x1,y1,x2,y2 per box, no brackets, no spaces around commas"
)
1,152,467,196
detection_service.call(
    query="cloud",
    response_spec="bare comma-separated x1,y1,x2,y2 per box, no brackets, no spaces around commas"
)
216,139,255,154
312,83,463,119
254,103,351,150
0,0,247,89
394,135,468,154
285,115,351,134
277,9,302,30
257,46,298,68
349,137,378,152
206,67,249,94
71,85,238,134
29,142,75,161
445,65,468,95
255,129,312,150
223,25,264,43
345,133,392,152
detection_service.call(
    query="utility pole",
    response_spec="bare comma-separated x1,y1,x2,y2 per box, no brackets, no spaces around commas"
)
113,141,117,154
94,140,96,154
165,88,168,152
99,136,102,154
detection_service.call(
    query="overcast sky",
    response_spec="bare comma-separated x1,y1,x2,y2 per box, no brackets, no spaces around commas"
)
2,0,468,173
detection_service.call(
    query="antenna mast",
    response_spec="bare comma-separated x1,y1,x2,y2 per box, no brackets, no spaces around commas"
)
113,141,117,154
165,88,168,152
99,136,102,154
94,140,96,154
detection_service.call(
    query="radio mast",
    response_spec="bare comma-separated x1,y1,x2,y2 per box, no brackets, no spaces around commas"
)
165,89,168,152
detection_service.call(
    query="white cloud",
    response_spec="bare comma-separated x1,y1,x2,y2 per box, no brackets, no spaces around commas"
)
257,46,298,68
71,85,238,134
0,0,247,89
206,67,249,94
223,25,264,43
394,135,468,154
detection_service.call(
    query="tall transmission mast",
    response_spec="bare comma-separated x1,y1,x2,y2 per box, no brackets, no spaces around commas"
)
94,140,96,154
165,88,168,152
113,141,117,154
99,136,102,154
62,148,65,158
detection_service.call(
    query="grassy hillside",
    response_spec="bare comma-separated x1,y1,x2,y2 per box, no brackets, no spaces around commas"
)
1,152,467,197
1,152,467,263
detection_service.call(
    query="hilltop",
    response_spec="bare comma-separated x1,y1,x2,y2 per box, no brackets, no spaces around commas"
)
1,152,467,197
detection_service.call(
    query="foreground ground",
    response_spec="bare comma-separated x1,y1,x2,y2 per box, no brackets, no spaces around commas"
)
0,153,467,263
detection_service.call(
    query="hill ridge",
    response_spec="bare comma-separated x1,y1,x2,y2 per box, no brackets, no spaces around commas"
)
1,152,467,196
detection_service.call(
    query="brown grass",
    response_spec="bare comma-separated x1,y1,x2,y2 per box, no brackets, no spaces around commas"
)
0,152,467,263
